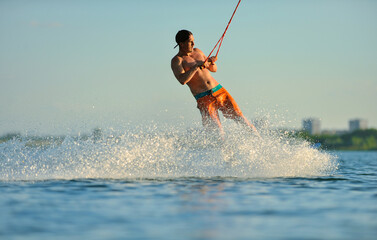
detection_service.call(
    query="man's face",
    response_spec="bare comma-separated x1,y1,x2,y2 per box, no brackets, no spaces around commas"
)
180,34,195,53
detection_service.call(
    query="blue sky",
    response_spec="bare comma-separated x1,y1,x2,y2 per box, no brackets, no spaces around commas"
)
1,0,376,135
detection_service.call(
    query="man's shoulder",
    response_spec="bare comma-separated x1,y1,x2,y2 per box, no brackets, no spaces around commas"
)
171,54,183,68
193,48,203,53
193,48,206,57
171,54,182,63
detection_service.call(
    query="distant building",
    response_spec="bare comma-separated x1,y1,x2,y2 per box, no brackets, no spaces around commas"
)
302,118,321,135
349,119,368,132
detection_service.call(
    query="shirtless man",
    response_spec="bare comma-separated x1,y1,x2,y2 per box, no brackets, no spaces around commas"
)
171,30,258,137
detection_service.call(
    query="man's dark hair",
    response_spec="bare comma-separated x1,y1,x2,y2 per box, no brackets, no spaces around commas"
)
174,30,192,48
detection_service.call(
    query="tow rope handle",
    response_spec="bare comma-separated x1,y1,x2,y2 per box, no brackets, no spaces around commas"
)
203,0,242,66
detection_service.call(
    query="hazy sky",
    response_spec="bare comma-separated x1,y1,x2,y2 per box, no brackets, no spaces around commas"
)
1,0,376,135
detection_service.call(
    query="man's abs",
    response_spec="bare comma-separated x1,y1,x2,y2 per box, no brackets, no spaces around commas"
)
187,72,219,96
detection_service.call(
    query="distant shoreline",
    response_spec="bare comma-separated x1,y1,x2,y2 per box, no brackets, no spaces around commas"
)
292,128,377,151
1,128,377,151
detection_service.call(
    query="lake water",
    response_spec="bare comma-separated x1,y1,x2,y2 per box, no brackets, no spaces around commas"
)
1,127,376,239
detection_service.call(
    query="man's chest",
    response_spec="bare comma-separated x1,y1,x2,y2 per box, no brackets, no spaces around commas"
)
182,54,205,70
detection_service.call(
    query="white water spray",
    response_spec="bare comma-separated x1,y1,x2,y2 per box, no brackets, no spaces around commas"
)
0,122,337,181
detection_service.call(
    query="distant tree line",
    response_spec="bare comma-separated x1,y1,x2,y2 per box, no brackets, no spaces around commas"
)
0,128,103,146
2,128,377,151
0,133,21,143
294,128,377,151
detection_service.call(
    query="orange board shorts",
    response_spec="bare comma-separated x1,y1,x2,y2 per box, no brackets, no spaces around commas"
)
195,85,244,129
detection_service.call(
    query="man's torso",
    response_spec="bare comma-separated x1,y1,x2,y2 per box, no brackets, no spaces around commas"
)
179,48,219,96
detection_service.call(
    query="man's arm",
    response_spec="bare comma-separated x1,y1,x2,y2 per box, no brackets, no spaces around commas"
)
171,56,200,85
205,56,217,72
196,49,217,72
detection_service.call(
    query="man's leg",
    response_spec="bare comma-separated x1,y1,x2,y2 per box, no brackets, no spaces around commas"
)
197,97,225,137
219,90,259,136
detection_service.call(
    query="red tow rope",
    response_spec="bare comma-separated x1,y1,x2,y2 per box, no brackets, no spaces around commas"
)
204,0,242,64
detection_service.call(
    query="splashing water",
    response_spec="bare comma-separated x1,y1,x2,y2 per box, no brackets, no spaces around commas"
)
0,123,337,181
